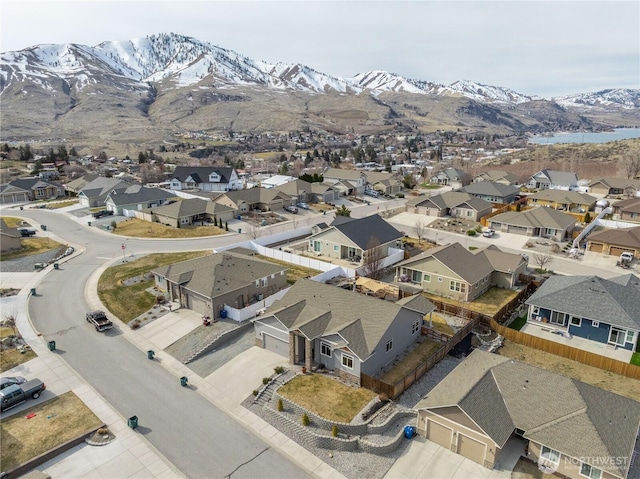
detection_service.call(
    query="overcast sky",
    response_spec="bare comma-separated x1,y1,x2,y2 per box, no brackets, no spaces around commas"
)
1,1,638,98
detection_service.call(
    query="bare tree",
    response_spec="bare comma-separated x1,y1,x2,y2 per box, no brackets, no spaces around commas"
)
415,217,427,245
532,253,553,272
246,220,261,240
619,150,640,179
363,238,384,280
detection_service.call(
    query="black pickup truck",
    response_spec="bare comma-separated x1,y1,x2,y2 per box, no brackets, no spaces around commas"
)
86,310,113,332
0,379,46,412
17,228,36,237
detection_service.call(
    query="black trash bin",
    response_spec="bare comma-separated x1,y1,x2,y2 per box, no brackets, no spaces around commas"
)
147,350,155,360
53,263,59,270
30,288,37,295
48,340,56,351
41,224,47,231
180,376,188,387
128,416,138,429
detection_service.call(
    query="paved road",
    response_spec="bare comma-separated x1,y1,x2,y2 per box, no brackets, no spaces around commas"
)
17,210,308,479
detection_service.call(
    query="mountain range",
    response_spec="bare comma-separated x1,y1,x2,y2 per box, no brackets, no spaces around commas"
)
1,33,639,147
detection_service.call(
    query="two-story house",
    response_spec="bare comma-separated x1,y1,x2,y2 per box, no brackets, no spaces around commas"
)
169,166,242,192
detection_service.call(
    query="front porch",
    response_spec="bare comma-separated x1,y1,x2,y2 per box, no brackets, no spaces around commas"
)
521,321,634,363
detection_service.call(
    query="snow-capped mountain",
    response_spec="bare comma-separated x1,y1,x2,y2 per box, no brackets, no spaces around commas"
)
0,32,558,103
553,88,640,110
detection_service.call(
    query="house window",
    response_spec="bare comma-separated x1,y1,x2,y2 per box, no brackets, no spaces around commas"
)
570,316,581,327
412,320,420,334
592,321,600,328
626,331,634,343
321,342,331,357
261,278,267,287
342,353,353,369
313,241,321,252
550,311,566,326
386,339,393,352
255,280,260,287
334,245,339,251
449,281,466,293
532,306,540,315
411,270,422,283
540,446,560,465
423,274,431,283
580,463,602,479
609,328,627,346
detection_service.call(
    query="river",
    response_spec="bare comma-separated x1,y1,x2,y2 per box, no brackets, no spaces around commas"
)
529,128,640,144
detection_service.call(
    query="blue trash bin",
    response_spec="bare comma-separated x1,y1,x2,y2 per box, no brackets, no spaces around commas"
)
220,309,228,319
404,426,416,439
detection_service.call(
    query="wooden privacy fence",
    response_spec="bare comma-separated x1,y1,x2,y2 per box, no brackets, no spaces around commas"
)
361,317,481,399
490,318,640,380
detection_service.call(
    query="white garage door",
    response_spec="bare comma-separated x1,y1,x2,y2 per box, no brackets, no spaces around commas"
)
426,419,452,449
188,295,210,316
264,334,288,357
457,433,487,465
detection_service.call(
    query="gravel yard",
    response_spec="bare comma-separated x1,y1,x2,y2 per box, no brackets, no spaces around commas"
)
0,247,67,272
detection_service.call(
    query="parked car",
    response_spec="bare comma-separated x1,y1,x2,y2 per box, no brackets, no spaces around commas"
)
17,228,36,237
482,228,495,238
0,379,46,411
296,202,310,210
86,310,113,332
92,210,114,219
365,190,380,198
0,376,27,390
284,205,298,214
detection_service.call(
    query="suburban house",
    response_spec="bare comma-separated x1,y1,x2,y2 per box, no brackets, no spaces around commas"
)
322,168,367,195
394,243,528,302
611,197,640,222
406,191,493,221
64,174,100,195
253,279,436,384
366,171,403,196
525,274,640,353
272,179,313,204
77,178,132,207
152,252,289,319
306,215,403,265
168,166,242,192
525,169,579,191
104,185,176,215
488,207,576,242
472,170,521,185
430,168,473,188
0,178,65,203
527,189,597,213
137,198,236,227
213,188,295,212
459,182,520,205
586,226,640,257
416,349,640,479
310,182,339,203
588,177,640,197
0,219,22,253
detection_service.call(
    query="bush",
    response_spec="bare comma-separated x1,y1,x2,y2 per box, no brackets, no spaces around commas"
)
156,294,166,304
110,220,117,230
396,193,405,198
332,424,339,437
301,413,310,426
466,229,476,236
252,389,258,396
551,243,561,253
277,398,283,411
225,221,228,231
262,377,271,385
274,366,285,375
130,320,141,330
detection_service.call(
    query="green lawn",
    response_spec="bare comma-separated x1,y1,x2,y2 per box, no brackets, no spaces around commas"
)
631,352,640,367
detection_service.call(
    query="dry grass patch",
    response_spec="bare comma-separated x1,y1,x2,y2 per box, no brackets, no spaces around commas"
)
279,374,375,423
45,200,79,209
98,251,210,322
0,237,65,261
113,218,226,238
0,216,24,228
498,340,640,402
511,458,556,479
380,339,442,384
429,314,455,335
0,349,37,373
254,255,321,284
311,203,334,212
0,391,103,471
425,287,520,317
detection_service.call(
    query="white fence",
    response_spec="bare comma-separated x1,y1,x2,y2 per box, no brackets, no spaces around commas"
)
595,218,639,229
223,287,291,322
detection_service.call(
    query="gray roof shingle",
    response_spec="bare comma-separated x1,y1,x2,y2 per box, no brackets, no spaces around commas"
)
329,215,403,249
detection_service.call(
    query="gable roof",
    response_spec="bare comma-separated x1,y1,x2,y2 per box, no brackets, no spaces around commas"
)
78,177,131,198
144,198,233,218
396,243,496,284
152,252,286,299
531,169,578,186
273,179,313,197
106,185,175,206
460,181,520,198
263,279,433,360
528,189,597,205
588,177,640,190
489,207,576,230
474,170,521,184
587,226,640,249
222,187,291,205
417,349,640,478
171,166,236,184
64,174,100,192
526,274,640,330
323,168,364,181
612,197,640,213
323,214,402,249
9,177,63,191
407,191,492,211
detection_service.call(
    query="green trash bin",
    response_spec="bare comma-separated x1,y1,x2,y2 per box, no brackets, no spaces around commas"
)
30,288,36,295
147,350,155,360
53,263,59,270
41,224,47,231
128,416,138,429
48,340,56,351
180,376,188,387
